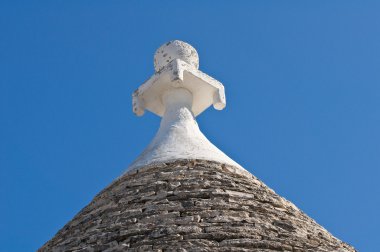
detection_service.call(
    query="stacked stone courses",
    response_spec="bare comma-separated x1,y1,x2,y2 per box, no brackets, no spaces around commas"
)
39,160,355,252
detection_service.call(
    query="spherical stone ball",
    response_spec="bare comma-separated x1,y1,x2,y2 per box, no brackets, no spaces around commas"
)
154,40,199,72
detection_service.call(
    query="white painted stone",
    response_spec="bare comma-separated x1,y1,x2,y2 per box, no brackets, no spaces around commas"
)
154,40,199,72
128,40,246,172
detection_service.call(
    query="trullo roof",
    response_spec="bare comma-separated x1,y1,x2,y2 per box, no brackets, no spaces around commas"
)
39,41,355,252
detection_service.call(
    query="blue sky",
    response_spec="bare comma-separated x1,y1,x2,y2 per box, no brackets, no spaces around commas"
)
1,1,379,251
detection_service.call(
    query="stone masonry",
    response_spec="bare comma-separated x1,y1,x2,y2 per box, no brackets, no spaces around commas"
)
39,160,356,251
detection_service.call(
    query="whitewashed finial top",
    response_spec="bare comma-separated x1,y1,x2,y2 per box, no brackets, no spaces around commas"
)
154,40,199,72
132,40,226,117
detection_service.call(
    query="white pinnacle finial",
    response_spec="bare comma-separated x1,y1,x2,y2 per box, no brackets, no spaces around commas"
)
132,40,226,117
128,40,246,173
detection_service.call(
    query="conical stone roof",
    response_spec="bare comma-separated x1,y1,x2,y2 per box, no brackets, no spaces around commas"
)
40,160,354,251
39,41,355,251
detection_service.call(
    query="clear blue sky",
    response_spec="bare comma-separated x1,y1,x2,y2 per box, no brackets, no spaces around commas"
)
1,1,379,251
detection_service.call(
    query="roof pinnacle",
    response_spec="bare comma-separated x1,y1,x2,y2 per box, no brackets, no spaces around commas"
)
128,40,243,171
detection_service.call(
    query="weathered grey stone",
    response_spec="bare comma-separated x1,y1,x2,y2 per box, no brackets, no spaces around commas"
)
39,160,356,251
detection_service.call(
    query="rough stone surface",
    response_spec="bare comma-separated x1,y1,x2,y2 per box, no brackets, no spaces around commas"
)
39,160,355,251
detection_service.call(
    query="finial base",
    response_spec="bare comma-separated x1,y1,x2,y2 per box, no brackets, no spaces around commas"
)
128,88,242,171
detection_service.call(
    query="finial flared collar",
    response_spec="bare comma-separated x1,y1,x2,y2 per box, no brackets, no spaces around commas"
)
132,40,226,117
